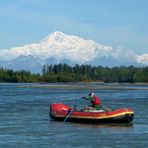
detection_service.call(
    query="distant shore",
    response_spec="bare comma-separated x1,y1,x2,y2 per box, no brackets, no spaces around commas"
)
17,82,148,90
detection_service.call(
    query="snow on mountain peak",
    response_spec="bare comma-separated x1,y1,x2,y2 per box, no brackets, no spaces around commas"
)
42,31,66,43
1,31,111,63
40,31,112,63
0,31,111,63
0,31,147,66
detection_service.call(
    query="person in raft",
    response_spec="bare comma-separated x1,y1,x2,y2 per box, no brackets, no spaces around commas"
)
82,92,101,110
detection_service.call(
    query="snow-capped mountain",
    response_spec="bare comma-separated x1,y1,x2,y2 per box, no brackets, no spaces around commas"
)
0,31,147,73
86,55,143,67
1,55,43,73
0,31,112,62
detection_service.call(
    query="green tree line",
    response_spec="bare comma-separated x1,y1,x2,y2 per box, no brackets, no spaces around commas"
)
0,64,148,83
0,68,41,82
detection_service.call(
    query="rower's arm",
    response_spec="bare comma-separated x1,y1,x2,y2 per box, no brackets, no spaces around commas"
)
82,96,94,101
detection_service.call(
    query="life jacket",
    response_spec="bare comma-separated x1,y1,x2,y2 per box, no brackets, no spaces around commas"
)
91,96,101,106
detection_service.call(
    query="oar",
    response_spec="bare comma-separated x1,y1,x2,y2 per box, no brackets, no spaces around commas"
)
100,105,112,111
64,99,81,122
64,108,75,122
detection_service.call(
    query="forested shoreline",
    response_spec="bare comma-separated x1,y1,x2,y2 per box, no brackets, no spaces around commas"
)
0,64,148,83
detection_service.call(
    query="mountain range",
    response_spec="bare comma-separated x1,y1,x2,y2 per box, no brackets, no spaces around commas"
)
0,31,147,73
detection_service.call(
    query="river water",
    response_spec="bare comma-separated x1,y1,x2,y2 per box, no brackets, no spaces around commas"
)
0,83,148,148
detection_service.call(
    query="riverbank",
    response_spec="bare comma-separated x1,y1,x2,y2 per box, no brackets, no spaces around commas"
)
17,82,148,90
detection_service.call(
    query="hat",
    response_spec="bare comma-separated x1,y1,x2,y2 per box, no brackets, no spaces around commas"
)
89,92,94,97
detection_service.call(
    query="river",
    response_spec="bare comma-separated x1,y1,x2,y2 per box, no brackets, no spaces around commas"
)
0,83,148,148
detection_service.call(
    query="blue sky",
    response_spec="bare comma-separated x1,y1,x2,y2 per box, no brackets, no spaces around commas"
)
0,0,148,54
